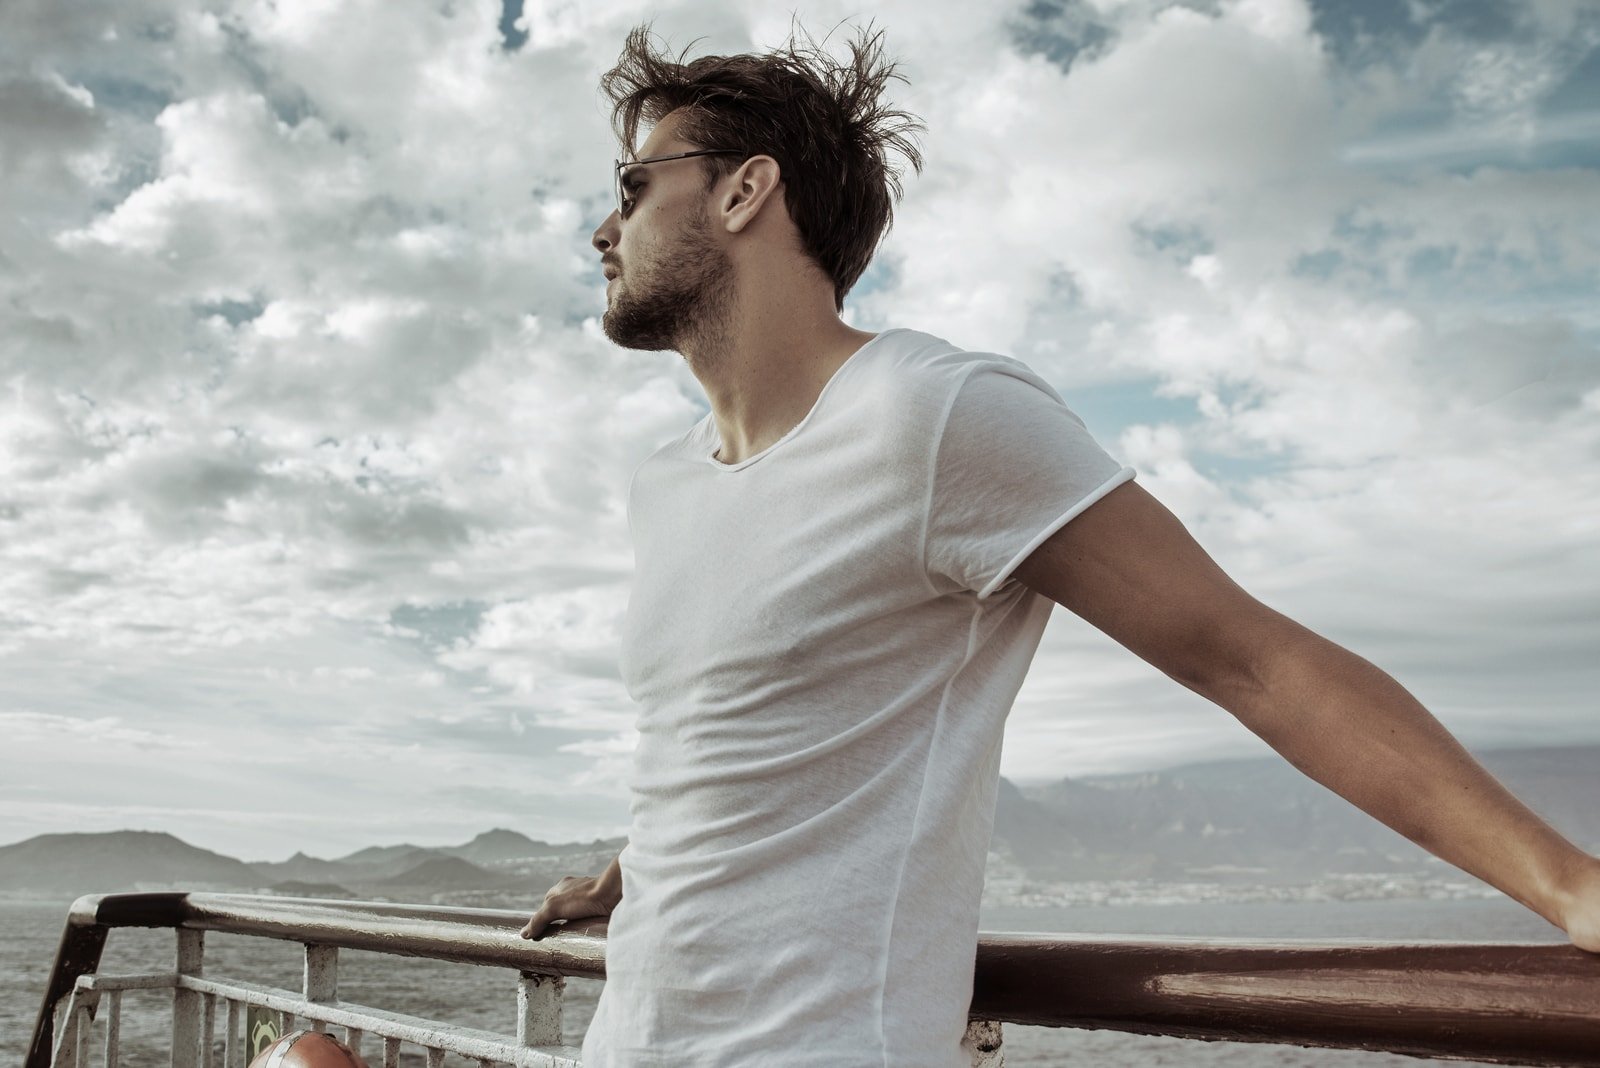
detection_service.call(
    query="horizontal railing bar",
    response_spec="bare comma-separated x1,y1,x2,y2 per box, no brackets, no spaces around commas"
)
66,891,607,978
32,890,1600,1068
75,972,176,991
971,931,1600,1066
167,975,582,1068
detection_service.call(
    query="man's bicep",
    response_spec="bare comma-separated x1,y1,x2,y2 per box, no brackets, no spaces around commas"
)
1012,480,1291,699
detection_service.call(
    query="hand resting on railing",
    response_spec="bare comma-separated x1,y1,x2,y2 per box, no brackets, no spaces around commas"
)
519,850,625,940
1557,855,1600,954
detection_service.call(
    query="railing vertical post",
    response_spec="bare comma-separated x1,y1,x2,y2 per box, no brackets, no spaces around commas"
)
31,915,109,1068
172,929,205,1068
344,1027,365,1062
224,999,242,1068
304,944,339,1015
51,988,101,1068
515,972,564,1047
73,1002,92,1067
52,992,80,1068
962,1018,1003,1067
106,989,123,1068
202,993,217,1068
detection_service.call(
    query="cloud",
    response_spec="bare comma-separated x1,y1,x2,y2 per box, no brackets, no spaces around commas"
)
1,0,1596,857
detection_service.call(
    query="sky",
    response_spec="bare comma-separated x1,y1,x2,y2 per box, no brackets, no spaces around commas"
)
1,0,1597,864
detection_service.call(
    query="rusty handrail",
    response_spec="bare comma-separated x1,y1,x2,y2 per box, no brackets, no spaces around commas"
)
29,891,1600,1068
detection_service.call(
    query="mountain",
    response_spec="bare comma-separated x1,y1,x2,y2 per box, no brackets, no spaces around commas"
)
0,827,628,903
245,830,585,886
375,856,521,890
249,851,353,883
252,846,456,883
264,880,357,899
437,828,571,865
329,843,441,867
1001,743,1600,882
0,830,260,895
3,744,1592,903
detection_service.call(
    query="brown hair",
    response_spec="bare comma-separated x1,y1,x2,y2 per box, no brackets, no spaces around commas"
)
598,18,927,313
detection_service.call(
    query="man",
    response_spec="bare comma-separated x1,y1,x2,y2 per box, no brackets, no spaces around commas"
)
519,20,1600,1068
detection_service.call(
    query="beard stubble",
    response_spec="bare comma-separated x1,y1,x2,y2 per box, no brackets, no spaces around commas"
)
602,199,737,363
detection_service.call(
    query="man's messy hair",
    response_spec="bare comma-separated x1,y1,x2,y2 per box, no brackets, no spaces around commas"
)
598,18,927,313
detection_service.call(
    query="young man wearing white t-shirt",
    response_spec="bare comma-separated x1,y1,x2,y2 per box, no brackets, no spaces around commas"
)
518,21,1600,1068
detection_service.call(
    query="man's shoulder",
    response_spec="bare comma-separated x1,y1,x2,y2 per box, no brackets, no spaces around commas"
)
626,409,711,488
855,328,1054,413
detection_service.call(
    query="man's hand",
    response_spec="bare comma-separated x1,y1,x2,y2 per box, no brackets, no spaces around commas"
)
520,855,624,940
1555,855,1600,953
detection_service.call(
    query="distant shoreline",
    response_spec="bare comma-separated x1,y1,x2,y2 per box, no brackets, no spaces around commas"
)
2,870,1510,912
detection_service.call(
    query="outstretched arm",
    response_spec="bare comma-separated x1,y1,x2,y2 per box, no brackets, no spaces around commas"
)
1013,480,1600,951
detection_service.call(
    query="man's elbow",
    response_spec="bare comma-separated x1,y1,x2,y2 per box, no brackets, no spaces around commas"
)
1178,604,1312,724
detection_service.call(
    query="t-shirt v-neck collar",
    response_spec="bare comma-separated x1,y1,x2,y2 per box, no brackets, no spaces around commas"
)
703,328,902,472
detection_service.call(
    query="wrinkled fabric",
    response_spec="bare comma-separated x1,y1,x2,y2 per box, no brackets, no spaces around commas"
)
582,327,1136,1067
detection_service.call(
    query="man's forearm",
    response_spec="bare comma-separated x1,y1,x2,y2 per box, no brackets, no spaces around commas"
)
1205,622,1591,928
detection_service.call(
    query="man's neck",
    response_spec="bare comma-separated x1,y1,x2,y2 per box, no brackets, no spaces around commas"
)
686,311,880,465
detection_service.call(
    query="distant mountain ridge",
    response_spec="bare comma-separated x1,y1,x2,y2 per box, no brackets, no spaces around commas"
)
997,743,1600,882
371,856,521,890
0,830,260,895
2,744,1593,902
0,827,625,901
247,828,616,885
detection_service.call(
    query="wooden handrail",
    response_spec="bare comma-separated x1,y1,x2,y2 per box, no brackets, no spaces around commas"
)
28,891,1600,1068
972,930,1600,1065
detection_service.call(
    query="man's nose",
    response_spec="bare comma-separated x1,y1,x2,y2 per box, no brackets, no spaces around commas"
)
592,211,619,253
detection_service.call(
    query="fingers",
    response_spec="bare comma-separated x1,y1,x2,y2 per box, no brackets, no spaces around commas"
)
519,876,603,940
518,907,550,940
519,900,577,940
521,915,571,941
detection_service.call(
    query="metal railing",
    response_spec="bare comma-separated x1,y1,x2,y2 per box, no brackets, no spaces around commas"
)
28,891,1600,1068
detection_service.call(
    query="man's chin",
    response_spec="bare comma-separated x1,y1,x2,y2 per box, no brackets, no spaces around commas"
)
601,312,668,353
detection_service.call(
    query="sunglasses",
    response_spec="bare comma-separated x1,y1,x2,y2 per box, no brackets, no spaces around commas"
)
614,149,746,219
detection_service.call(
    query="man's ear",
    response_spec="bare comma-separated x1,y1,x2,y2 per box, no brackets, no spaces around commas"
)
719,155,784,233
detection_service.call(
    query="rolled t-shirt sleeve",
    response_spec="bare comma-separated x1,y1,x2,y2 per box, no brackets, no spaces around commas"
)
922,362,1136,600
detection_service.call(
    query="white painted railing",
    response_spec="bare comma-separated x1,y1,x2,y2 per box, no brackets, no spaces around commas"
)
31,892,1002,1068
46,929,580,1067
37,894,594,1068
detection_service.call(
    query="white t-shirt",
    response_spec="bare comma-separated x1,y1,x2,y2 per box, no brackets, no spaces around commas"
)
582,327,1136,1067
